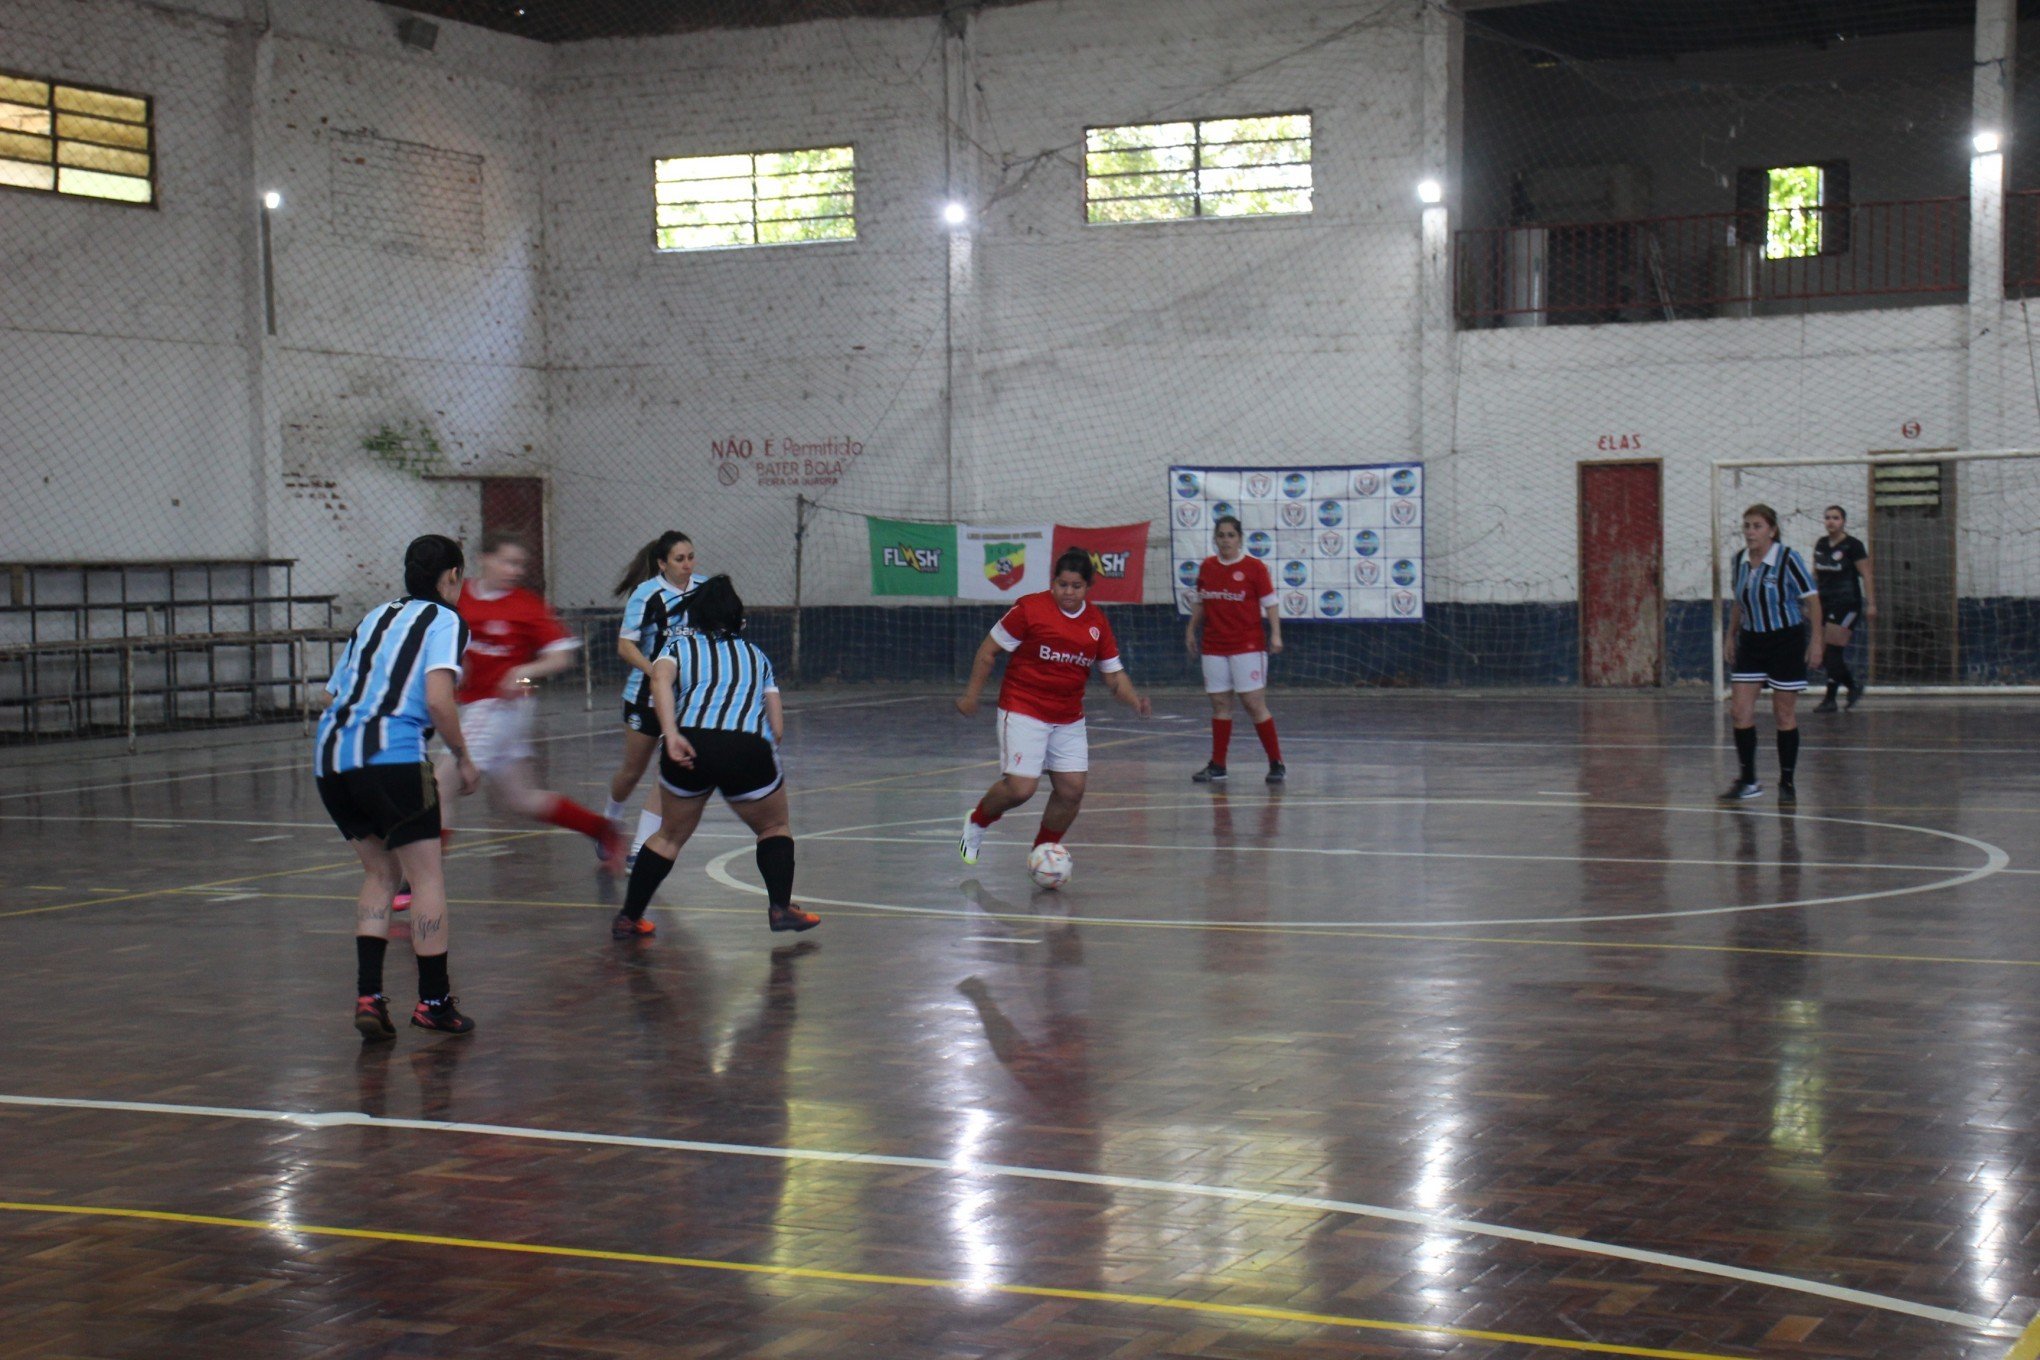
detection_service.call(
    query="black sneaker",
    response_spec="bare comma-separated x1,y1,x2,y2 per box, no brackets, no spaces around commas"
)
1192,762,1228,783
1813,694,1838,713
354,994,395,1042
1778,779,1798,806
1720,778,1763,801
410,996,475,1035
1265,762,1286,784
1846,684,1863,710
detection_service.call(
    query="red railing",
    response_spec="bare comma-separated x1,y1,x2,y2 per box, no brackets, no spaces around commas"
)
1455,197,1967,325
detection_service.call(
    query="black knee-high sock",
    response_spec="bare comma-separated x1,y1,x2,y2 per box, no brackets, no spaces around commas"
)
1777,727,1800,779
756,835,795,909
356,936,387,997
417,952,449,1003
1733,725,1758,781
1823,646,1853,693
622,847,675,920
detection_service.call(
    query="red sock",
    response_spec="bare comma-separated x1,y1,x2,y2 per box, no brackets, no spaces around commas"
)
971,798,1002,829
542,795,610,843
1033,824,1063,848
1255,717,1282,762
1211,718,1233,766
439,829,453,847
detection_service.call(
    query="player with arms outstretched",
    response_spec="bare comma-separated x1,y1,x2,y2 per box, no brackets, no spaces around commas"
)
956,548,1151,866
1185,514,1285,784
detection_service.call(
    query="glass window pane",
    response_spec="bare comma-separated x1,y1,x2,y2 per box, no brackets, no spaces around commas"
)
658,222,755,250
0,101,51,136
0,75,50,106
1199,163,1312,195
1086,122,1194,153
1085,145,1195,175
1200,137,1309,169
1764,165,1824,259
754,169,853,200
757,193,853,223
1088,195,1196,223
656,201,754,228
57,140,149,176
53,85,146,123
757,215,854,244
656,174,753,204
1200,114,1309,144
656,153,752,182
0,129,52,163
1086,171,1194,201
57,166,152,202
1200,186,1312,217
0,158,53,190
55,112,150,149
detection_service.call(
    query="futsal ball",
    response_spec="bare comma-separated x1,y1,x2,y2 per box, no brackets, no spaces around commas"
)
1027,842,1073,890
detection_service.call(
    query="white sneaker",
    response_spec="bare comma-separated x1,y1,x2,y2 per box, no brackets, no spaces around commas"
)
959,814,986,866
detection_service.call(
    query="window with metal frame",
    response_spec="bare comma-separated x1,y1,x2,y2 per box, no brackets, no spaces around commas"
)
0,71,154,205
654,145,855,251
1084,113,1311,224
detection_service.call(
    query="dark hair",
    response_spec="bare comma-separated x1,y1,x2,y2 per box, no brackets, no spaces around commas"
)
1213,515,1243,538
611,531,691,597
1741,503,1780,540
480,530,528,556
1824,504,1847,522
403,534,464,600
1052,547,1095,583
686,574,745,639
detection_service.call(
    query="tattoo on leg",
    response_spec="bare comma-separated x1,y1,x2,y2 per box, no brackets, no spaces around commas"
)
416,916,443,942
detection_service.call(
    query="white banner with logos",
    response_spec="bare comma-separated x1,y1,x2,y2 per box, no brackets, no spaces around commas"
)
957,523,1054,603
1168,463,1425,621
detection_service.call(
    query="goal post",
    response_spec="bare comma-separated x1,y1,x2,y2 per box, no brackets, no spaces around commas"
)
1709,449,2040,699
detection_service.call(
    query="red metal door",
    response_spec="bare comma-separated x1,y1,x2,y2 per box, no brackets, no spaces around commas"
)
1578,461,1663,687
480,478,546,590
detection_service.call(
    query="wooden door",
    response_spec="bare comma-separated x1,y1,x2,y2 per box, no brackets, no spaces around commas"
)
1578,460,1664,686
480,478,546,591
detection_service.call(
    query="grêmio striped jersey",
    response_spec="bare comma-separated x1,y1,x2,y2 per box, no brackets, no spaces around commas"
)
619,575,698,705
316,598,468,775
656,631,780,741
1731,543,1818,633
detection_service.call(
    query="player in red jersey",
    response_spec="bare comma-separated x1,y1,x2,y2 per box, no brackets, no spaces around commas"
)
955,548,1151,866
431,533,625,874
1185,515,1285,784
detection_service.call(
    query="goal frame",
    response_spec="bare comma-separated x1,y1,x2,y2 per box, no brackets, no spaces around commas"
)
1709,448,2040,699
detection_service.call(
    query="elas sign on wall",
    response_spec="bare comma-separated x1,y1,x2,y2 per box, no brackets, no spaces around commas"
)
868,518,1148,603
1168,464,1424,621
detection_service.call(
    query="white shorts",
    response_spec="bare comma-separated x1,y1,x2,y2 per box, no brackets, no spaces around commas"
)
458,697,535,775
1201,652,1268,694
998,709,1088,778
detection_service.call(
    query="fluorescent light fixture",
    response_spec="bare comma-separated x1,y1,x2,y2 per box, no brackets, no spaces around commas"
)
942,201,968,225
1416,178,1443,204
1975,130,2002,154
262,190,282,210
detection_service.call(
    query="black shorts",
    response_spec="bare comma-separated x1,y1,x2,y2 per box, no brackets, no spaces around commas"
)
622,695,660,734
1820,600,1861,629
658,728,784,804
1731,624,1810,692
317,761,441,849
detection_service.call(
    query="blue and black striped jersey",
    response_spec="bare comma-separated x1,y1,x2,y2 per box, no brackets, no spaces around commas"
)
316,598,468,775
1732,544,1818,632
620,576,697,705
656,632,780,741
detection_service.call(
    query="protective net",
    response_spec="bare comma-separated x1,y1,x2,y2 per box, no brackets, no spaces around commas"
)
3,0,2038,741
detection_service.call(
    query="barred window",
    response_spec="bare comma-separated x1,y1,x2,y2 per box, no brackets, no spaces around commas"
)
1085,114,1311,224
0,72,154,205
654,145,855,251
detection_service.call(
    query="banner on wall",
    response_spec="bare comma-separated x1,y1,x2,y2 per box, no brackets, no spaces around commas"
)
1168,463,1424,621
865,518,1152,602
1050,522,1149,603
867,516,958,596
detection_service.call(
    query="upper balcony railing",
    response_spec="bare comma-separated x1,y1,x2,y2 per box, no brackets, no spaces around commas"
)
1455,197,1968,327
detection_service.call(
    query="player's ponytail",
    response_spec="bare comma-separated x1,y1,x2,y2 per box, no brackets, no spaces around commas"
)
686,575,745,639
403,534,464,601
612,531,691,597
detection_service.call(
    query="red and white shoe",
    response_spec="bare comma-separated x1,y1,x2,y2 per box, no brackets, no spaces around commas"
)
391,882,412,912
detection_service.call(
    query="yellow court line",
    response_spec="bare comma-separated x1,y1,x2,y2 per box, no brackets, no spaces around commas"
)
2007,1311,2040,1360
0,1199,1767,1360
0,830,549,923
150,888,2040,970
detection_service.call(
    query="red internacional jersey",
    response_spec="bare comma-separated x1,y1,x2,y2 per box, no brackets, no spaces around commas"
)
1195,555,1278,655
992,592,1124,726
455,582,575,704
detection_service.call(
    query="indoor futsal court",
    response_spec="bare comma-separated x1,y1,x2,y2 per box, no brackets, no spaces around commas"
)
9,0,2040,1356
3,691,2037,1358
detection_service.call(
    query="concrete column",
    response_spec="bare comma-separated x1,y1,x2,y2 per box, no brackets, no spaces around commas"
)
941,6,978,522
1416,3,1461,465
1967,0,2015,448
237,2,277,558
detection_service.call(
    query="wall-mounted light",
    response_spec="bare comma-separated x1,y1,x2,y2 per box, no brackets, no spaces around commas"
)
942,201,968,226
1416,178,1444,205
262,189,282,210
1975,130,2002,155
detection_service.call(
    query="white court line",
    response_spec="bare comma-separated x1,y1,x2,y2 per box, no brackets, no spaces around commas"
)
1090,724,2040,758
0,1091,2010,1339
704,799,2011,931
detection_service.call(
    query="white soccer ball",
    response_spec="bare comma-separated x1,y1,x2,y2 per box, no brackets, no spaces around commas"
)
1027,842,1073,890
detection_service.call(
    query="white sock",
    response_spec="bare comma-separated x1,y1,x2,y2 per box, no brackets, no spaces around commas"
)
604,798,628,823
632,807,662,854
